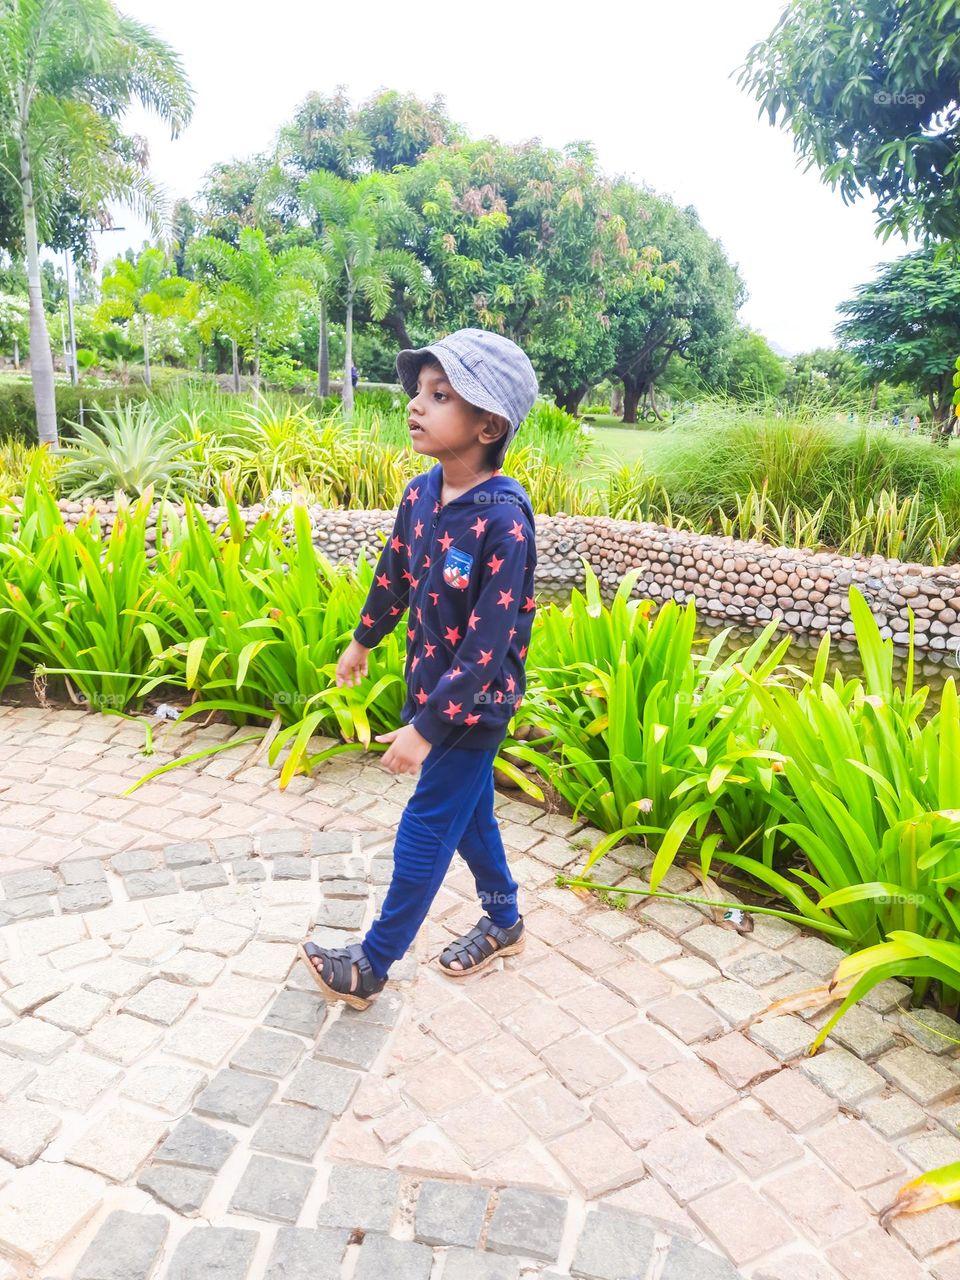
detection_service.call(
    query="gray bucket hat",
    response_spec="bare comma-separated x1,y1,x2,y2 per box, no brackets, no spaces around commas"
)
396,328,539,465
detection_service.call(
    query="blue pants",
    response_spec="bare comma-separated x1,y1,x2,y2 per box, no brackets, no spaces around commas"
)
362,744,520,979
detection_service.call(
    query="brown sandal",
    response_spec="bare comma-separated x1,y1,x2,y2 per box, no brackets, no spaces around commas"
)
437,915,525,978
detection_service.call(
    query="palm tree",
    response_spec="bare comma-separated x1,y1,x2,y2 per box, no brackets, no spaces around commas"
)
97,246,197,387
0,0,193,447
299,171,425,416
187,227,321,393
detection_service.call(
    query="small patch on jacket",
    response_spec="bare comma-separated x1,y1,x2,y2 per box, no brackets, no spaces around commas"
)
442,547,473,589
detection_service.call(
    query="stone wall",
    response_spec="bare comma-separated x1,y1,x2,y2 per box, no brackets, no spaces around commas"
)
32,497,960,656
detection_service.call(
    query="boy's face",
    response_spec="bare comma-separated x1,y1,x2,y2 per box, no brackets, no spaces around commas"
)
407,360,504,469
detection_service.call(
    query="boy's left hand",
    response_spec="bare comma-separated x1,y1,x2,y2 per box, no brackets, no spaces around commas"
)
374,725,432,774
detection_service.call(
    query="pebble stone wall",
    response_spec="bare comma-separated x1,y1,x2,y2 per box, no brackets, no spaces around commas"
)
32,497,960,656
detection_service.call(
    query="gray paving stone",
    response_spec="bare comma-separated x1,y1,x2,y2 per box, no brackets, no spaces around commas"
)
229,1153,315,1223
229,1028,304,1078
317,1164,400,1232
323,878,368,898
1,868,57,899
124,870,179,899
234,859,267,883
0,1099,60,1165
897,1008,960,1055
74,1208,169,1280
180,863,228,890
354,1234,433,1279
166,1226,259,1279
313,1017,390,1070
260,830,306,856
163,841,213,869
154,1115,237,1172
111,849,159,874
59,859,107,885
265,988,326,1037
252,1103,332,1159
659,1236,741,1280
825,1004,897,1060
312,831,357,855
570,1206,656,1279
415,1179,489,1247
799,1047,886,1105
726,952,794,987
275,855,311,880
195,1068,277,1126
783,935,847,980
264,1226,350,1280
486,1187,567,1262
1,893,54,920
339,989,404,1029
59,882,113,913
137,1164,215,1216
284,1059,360,1113
315,898,365,929
211,834,254,861
877,1045,960,1105
440,1251,521,1280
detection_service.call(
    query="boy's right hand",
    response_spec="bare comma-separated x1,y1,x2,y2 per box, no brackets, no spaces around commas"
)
336,638,371,688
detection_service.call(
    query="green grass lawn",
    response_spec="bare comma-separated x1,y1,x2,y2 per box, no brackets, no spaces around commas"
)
582,421,671,476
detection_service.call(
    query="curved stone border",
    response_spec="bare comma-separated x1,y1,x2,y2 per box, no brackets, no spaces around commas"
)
15,495,960,655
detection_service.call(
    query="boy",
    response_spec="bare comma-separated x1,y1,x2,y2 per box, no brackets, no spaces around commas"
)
299,328,539,1010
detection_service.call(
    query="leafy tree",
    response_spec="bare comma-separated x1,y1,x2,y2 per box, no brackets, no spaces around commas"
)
739,0,960,242
97,247,197,387
0,290,28,365
834,247,960,436
188,227,321,392
355,90,463,173
721,328,788,402
0,0,193,445
783,347,869,408
299,171,425,415
607,187,744,422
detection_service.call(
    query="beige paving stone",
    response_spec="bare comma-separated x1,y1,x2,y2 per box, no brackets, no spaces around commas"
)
888,1200,960,1259
506,1076,588,1141
123,978,197,1026
232,940,295,985
706,1104,800,1177
765,1163,869,1246
119,926,182,966
66,1106,167,1181
607,1020,684,1071
592,1078,684,1149
425,999,499,1053
85,1013,162,1065
826,1225,924,1280
546,1114,645,1196
752,1068,839,1132
158,948,226,987
646,993,724,1044
400,1057,480,1117
466,1033,543,1090
81,957,149,1000
641,1120,738,1204
0,1099,60,1166
690,1180,796,1265
807,1115,907,1189
648,1058,738,1124
34,987,111,1036
502,999,579,1053
395,1135,473,1181
522,952,593,998
603,1176,702,1240
696,1030,780,1089
121,1062,208,1113
624,929,683,965
201,973,274,1019
601,959,673,1008
46,937,112,971
26,1052,121,1110
14,914,88,956
541,1033,627,1098
438,1094,526,1168
0,1055,35,1102
1,973,69,1016
371,1105,425,1150
187,917,255,955
459,970,536,1018
557,983,635,1033
0,1018,74,1063
0,1161,104,1265
557,931,624,973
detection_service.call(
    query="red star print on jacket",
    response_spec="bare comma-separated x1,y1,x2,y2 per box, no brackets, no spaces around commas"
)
352,463,537,750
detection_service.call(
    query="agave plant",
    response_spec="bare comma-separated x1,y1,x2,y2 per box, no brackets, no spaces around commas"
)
58,401,199,499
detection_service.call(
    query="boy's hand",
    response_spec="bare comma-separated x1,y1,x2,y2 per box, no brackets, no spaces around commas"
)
336,638,371,688
374,725,432,775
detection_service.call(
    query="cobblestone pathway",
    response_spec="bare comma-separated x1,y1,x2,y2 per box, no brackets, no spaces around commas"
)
0,706,958,1278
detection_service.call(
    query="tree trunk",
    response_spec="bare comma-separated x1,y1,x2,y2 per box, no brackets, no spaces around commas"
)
868,382,878,413
231,339,240,393
555,386,586,415
622,379,642,425
610,385,623,416
20,133,58,447
342,286,354,418
252,338,261,394
142,315,152,389
317,299,329,399
12,338,19,370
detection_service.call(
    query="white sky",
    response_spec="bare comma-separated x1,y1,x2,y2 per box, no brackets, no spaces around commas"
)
92,0,914,356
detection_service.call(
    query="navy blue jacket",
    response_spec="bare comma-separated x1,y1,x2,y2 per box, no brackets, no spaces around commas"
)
353,463,537,750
